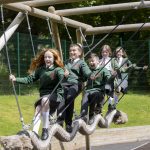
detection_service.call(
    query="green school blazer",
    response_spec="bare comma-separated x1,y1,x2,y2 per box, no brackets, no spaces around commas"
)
85,66,111,93
16,65,64,102
64,59,91,84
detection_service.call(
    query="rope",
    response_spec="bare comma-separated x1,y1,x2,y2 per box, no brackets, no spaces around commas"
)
0,5,25,128
60,16,73,44
79,27,91,52
46,17,54,45
25,11,35,57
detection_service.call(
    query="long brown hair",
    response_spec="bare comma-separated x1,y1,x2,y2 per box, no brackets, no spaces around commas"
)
115,47,127,58
28,48,64,74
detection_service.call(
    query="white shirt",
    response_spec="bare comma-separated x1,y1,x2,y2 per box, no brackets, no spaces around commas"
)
118,57,123,67
100,57,112,71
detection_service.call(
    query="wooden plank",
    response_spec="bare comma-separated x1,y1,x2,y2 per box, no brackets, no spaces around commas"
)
85,23,150,35
0,12,25,51
55,1,150,16
22,0,87,7
5,3,92,30
0,0,31,4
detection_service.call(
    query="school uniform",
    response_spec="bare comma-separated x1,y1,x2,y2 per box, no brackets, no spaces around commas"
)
115,57,144,93
15,65,64,114
81,65,111,122
98,57,119,111
62,58,91,129
99,57,119,96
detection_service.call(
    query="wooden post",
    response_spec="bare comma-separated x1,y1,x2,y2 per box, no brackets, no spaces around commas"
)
48,6,63,61
0,12,25,51
76,28,82,44
85,135,91,150
76,28,91,150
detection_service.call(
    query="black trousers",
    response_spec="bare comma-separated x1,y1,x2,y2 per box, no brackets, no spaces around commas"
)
61,83,82,126
81,91,103,118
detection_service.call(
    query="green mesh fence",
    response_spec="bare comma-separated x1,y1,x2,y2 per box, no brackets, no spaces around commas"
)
0,32,150,95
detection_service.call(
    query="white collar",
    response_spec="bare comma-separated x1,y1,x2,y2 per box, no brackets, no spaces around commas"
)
46,64,54,69
72,58,80,63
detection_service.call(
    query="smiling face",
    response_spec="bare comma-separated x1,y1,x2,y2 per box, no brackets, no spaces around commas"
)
69,46,82,60
89,57,99,69
44,50,54,67
116,49,123,58
101,49,110,58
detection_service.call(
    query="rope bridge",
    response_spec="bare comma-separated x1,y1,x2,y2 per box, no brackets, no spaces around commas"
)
0,0,148,150
0,109,128,150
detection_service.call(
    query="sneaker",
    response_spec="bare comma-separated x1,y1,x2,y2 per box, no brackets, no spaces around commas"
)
41,128,49,140
66,125,72,133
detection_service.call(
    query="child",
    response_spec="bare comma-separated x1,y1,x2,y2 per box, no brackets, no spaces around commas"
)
62,43,91,132
81,53,111,124
114,46,148,102
9,48,64,140
98,44,119,111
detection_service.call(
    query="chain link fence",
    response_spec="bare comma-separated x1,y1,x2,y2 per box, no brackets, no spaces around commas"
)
0,32,150,95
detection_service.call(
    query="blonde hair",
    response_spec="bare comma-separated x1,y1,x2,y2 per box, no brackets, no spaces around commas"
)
101,44,112,56
28,48,64,74
115,47,127,58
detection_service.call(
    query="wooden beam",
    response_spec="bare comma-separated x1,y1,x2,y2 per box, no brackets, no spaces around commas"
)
48,6,63,61
85,23,150,35
0,0,31,4
22,0,87,7
5,3,92,30
76,28,82,44
0,12,25,51
55,1,150,16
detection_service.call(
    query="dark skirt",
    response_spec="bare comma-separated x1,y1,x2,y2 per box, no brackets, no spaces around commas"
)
34,93,58,108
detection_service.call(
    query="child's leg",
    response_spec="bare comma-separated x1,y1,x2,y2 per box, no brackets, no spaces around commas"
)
114,89,120,105
33,105,41,134
41,96,50,140
95,93,105,115
65,84,81,132
89,92,100,117
57,100,65,126
80,92,89,123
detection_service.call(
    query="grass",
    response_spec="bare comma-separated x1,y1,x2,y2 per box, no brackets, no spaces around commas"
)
0,92,150,136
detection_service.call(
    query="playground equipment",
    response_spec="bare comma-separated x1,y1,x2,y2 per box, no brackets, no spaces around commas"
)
0,0,149,150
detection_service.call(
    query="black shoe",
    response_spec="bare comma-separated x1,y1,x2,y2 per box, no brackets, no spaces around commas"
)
41,128,49,140
66,125,72,133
